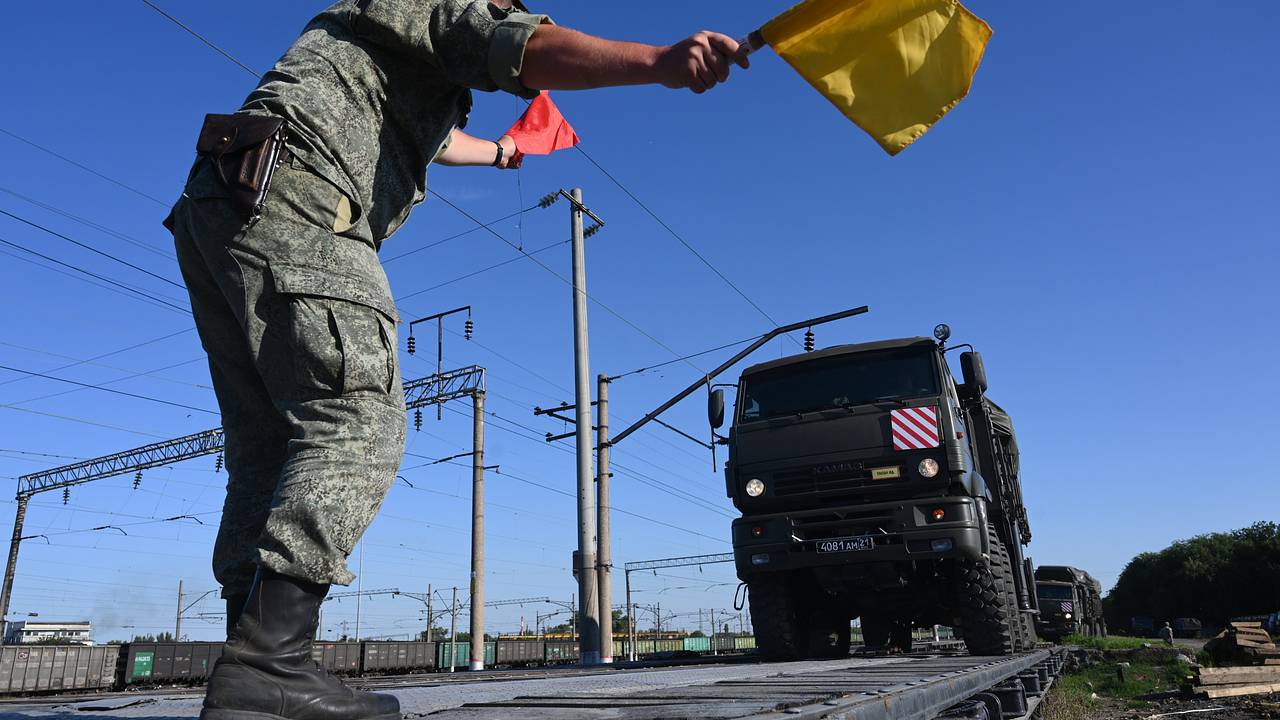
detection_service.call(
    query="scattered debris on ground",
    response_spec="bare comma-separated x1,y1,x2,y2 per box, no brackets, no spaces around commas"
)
1205,624,1280,667
1045,635,1280,720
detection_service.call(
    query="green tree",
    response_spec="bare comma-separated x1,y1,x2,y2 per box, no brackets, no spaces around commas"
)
1104,521,1280,630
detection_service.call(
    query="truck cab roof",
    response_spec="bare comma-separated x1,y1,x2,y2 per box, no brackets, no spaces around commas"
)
740,337,936,378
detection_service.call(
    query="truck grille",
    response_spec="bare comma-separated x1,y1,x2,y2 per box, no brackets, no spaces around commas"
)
772,465,875,496
790,509,896,541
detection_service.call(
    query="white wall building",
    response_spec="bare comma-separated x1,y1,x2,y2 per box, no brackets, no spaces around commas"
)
3,620,93,645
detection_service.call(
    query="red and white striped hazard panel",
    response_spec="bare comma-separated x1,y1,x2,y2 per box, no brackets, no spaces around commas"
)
1060,601,1074,613
891,406,940,450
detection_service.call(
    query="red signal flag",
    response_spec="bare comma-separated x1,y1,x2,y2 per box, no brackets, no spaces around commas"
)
505,92,580,168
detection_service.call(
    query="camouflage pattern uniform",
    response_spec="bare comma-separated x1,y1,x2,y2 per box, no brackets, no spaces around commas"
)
168,0,548,596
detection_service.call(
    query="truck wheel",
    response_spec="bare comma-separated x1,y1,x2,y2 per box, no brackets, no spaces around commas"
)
860,614,891,649
992,537,1035,652
953,529,1016,656
748,579,805,661
890,620,914,653
1100,619,1108,637
806,613,851,658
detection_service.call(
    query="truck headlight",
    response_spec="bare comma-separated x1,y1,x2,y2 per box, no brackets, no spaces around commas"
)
1063,612,1072,619
745,478,765,497
918,458,940,478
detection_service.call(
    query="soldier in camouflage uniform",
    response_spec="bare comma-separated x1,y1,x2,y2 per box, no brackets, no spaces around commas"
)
169,1,747,718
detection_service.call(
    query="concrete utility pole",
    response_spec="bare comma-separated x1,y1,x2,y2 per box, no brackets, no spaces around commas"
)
710,608,717,656
626,571,636,661
569,187,601,666
175,580,183,641
469,391,486,670
596,374,613,664
0,495,27,643
425,584,433,642
449,587,458,673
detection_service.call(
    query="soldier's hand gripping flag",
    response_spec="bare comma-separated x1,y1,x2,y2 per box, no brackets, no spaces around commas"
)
741,0,993,155
504,92,580,169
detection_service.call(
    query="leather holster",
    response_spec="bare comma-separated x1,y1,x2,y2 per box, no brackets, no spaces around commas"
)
196,113,290,221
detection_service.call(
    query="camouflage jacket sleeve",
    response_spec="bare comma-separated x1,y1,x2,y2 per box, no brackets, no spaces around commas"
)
351,0,551,97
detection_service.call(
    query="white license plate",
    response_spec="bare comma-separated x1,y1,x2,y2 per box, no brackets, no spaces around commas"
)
815,536,875,553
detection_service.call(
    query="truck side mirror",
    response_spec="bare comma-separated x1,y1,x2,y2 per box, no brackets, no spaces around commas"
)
708,388,725,429
960,351,988,398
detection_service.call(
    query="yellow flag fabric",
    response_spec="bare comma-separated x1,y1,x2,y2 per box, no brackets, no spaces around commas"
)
761,0,992,155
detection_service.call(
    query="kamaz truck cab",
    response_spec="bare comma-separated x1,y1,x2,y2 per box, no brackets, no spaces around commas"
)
1034,565,1105,640
724,327,1038,658
1034,580,1083,639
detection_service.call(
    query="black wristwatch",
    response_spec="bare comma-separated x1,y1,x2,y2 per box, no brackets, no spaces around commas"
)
492,141,505,167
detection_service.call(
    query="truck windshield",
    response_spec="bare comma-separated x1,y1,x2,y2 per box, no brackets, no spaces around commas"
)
740,349,937,422
1037,585,1074,601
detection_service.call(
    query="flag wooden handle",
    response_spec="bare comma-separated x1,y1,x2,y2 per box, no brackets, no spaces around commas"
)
737,29,766,58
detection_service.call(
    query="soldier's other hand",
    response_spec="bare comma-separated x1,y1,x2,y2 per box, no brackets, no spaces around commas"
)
497,135,521,169
655,32,750,94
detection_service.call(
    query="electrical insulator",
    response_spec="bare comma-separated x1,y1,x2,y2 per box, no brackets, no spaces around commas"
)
804,329,815,352
407,335,416,354
538,192,559,209
414,408,423,432
584,224,602,238
464,319,474,340
133,471,142,490
214,453,224,473
62,488,70,505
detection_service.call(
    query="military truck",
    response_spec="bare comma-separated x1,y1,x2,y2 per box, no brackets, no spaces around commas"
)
1034,566,1105,640
719,326,1038,658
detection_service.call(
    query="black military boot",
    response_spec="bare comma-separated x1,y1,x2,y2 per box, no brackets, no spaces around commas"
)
200,569,400,720
225,591,249,638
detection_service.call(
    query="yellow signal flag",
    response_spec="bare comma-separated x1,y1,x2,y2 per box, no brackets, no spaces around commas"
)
760,0,993,155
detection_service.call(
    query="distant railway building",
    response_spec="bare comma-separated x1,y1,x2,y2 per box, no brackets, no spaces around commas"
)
2,620,92,645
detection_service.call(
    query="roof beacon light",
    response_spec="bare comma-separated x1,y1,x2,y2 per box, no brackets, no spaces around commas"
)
933,324,951,343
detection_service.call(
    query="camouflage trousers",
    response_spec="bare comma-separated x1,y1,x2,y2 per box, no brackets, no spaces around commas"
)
170,153,405,596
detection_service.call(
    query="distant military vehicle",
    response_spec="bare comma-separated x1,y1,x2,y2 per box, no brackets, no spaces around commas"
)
720,326,1038,658
1171,618,1203,639
1034,566,1105,640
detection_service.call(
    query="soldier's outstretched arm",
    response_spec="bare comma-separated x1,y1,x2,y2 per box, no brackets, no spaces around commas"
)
435,130,519,168
520,25,750,95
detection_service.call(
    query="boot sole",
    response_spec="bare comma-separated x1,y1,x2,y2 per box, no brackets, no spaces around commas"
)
198,707,399,712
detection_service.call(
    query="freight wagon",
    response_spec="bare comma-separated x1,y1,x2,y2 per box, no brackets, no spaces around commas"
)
121,642,221,686
0,644,119,694
362,641,437,674
0,636,761,696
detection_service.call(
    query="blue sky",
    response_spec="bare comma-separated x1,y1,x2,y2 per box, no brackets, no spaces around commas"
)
0,1,1276,642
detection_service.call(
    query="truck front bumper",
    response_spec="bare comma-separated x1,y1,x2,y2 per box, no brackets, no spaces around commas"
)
733,496,984,578
1035,618,1078,639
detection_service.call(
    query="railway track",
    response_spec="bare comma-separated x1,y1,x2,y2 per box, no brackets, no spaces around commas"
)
0,645,1061,719
409,649,1066,719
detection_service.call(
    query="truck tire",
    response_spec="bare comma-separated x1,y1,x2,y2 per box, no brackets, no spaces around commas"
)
860,614,891,649
748,579,805,661
890,620,914,653
806,613,851,658
991,534,1036,651
954,528,1016,656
